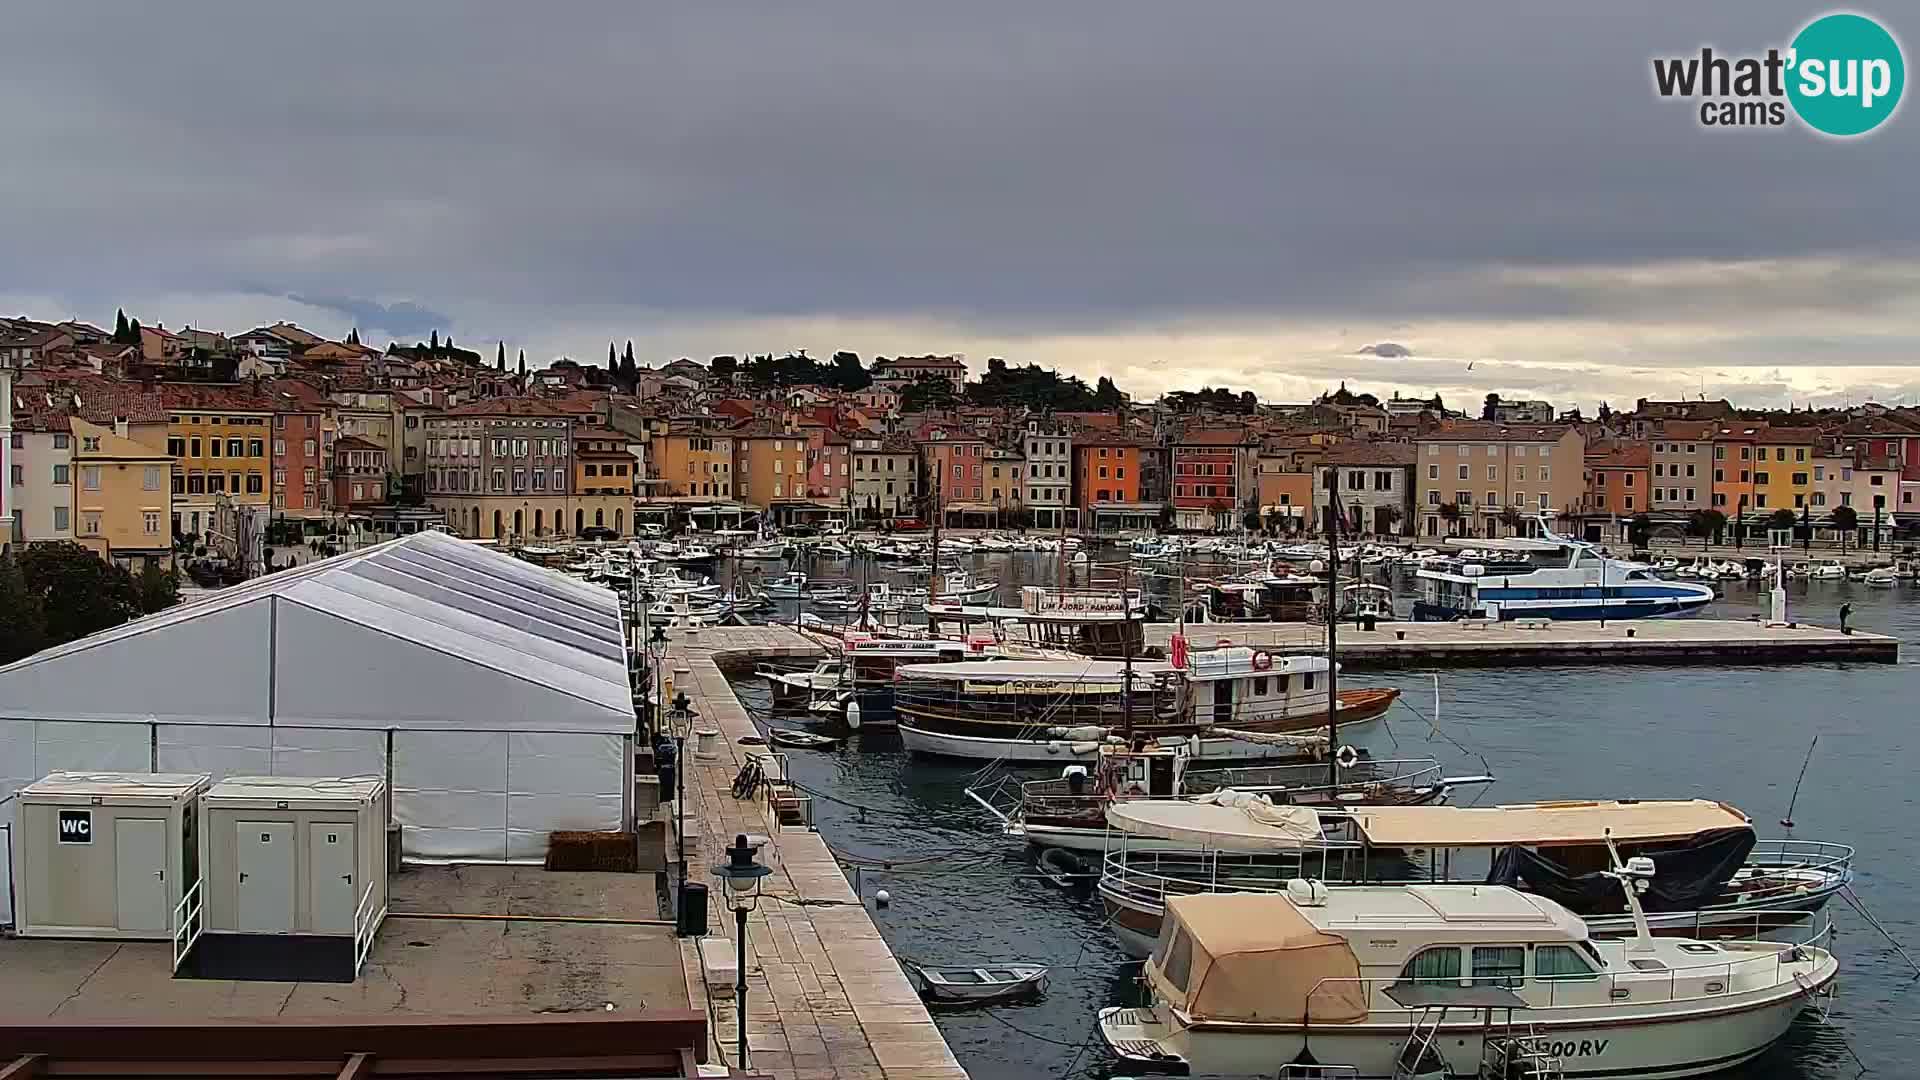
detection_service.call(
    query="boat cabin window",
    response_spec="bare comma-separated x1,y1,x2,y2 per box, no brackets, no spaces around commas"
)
1253,676,1268,695
1302,672,1315,691
1470,946,1525,988
1533,944,1600,981
1155,928,1195,992
1399,946,1461,984
1628,958,1669,972
1276,673,1290,693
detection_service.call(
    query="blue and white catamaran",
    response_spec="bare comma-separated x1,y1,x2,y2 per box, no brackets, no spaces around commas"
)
1412,520,1714,621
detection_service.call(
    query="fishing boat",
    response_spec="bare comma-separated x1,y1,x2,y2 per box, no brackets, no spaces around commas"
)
753,572,850,600
895,645,1399,763
766,728,841,751
758,658,846,701
843,634,982,729
1099,873,1838,1078
1097,798,1853,959
1336,582,1398,622
974,740,1491,853
1414,521,1713,621
913,964,1048,1003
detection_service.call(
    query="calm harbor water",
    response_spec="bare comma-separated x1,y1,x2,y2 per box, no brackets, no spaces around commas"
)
718,551,1920,1079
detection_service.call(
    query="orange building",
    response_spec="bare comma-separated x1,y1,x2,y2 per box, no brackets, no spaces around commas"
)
1074,432,1159,530
1582,444,1651,516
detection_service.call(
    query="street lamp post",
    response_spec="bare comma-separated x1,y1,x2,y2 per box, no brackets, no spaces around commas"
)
671,688,692,896
713,834,772,1070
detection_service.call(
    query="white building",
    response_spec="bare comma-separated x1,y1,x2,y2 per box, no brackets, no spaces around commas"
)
1024,419,1074,529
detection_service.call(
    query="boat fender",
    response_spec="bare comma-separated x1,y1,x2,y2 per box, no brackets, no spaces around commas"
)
1335,744,1359,770
875,889,891,909
1251,650,1273,671
846,701,862,731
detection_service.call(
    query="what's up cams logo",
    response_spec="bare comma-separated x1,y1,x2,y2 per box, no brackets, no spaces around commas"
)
1653,12,1904,136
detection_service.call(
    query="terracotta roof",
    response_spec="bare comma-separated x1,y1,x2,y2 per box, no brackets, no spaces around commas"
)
443,397,582,418
332,435,385,453
1756,426,1820,444
1177,428,1255,447
11,375,171,429
1323,441,1417,467
154,382,276,412
1420,421,1574,443
1586,444,1651,468
573,425,626,441
1654,420,1717,439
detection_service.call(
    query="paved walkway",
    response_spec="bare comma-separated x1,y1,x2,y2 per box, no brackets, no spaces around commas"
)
662,626,967,1080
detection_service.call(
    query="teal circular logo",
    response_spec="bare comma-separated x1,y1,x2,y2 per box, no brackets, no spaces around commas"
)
1787,13,1905,136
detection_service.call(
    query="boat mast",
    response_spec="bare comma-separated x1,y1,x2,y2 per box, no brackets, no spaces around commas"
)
930,465,943,603
1120,554,1135,744
1323,467,1341,788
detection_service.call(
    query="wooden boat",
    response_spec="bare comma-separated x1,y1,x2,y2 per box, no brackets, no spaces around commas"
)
766,728,842,751
914,964,1049,1003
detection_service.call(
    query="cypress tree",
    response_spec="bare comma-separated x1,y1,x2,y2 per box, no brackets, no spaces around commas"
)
609,342,618,372
517,350,526,378
113,309,130,342
497,341,506,371
430,330,439,352
128,318,143,342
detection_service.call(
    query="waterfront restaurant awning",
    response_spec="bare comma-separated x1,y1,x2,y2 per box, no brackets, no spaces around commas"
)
1349,799,1752,849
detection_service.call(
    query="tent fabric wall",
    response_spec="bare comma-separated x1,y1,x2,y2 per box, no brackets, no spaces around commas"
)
0,532,634,865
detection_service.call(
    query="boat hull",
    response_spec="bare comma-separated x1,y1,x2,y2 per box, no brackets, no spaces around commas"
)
1101,965,1834,1078
1412,594,1712,622
898,723,1356,764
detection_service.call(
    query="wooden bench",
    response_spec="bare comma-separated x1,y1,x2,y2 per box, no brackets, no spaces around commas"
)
1513,618,1553,631
1458,618,1492,631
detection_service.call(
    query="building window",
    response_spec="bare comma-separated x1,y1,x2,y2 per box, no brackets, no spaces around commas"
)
144,511,161,535
52,434,69,449
247,473,264,495
81,511,101,536
53,506,69,531
1428,464,1438,479
81,466,101,491
167,436,185,456
1457,465,1469,480
143,466,162,490
249,438,264,457
227,438,244,457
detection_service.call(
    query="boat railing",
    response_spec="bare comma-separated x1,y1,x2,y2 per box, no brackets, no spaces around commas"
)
1188,758,1443,797
1300,915,1831,1017
1099,847,1363,908
1746,838,1855,875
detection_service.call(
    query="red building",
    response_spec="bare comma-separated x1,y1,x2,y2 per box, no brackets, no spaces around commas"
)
1172,428,1256,530
331,436,389,508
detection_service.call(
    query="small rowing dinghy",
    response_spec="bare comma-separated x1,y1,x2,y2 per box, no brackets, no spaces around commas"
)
766,729,842,751
914,964,1049,1003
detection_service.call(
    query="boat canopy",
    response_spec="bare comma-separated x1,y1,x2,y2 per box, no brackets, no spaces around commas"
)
1350,799,1752,849
894,659,1172,684
1106,797,1325,851
1148,893,1367,1024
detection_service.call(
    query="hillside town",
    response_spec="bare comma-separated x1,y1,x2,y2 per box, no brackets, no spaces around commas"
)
4,311,1918,578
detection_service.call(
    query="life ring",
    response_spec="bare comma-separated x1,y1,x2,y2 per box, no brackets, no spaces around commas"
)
1335,744,1360,770
1251,651,1274,671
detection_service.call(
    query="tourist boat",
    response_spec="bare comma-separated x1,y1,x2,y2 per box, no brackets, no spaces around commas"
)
758,658,846,701
914,964,1048,1003
895,644,1400,763
1098,797,1854,959
1414,522,1713,621
1862,565,1898,588
766,728,841,751
1194,572,1322,622
926,585,1152,659
1099,872,1838,1079
843,634,986,730
974,741,1491,853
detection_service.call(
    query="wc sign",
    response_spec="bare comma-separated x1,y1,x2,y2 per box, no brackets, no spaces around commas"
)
57,809,93,844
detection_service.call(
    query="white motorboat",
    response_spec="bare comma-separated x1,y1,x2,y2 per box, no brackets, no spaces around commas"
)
753,572,849,600
659,544,719,565
1100,869,1838,1079
914,964,1048,1003
1415,521,1712,621
758,659,846,700
1806,559,1848,580
1861,565,1898,587
738,541,792,561
812,540,853,558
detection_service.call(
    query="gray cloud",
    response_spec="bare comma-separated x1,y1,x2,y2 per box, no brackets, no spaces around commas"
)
0,1,1915,405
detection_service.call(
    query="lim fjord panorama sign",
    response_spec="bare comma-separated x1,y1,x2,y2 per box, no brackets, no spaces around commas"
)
1653,11,1904,135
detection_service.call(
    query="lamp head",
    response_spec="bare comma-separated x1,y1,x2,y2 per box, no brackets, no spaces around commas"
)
713,833,772,908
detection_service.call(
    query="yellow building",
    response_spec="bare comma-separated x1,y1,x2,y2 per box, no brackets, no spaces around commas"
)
162,387,274,538
571,425,634,535
731,427,809,508
653,427,734,499
1752,427,1819,514
70,417,174,568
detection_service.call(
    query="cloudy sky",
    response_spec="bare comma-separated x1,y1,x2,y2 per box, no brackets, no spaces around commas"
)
2,2,1914,410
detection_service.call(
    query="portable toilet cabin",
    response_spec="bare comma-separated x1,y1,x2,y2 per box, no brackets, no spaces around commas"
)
13,772,211,941
183,775,388,983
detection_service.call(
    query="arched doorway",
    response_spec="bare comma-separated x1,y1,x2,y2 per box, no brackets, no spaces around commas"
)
594,508,604,527
493,509,503,537
534,509,544,536
513,509,523,537
614,509,623,534
575,509,584,535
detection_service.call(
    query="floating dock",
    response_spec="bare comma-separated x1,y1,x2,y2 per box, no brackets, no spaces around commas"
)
663,626,969,1079
1146,618,1898,667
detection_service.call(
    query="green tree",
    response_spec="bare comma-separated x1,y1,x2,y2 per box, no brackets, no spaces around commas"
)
1380,504,1404,536
346,327,361,346
1437,501,1463,536
1093,377,1123,410
1688,508,1726,547
711,355,738,380
128,317,143,343
112,309,131,343
1768,508,1797,535
830,351,871,391
620,344,639,385
17,542,140,646
1831,504,1859,553
1483,393,1501,421
496,341,506,371
1628,512,1652,549
608,341,618,373
429,330,439,352
0,554,47,663
1498,506,1524,534
900,376,959,412
517,349,527,378
134,561,182,614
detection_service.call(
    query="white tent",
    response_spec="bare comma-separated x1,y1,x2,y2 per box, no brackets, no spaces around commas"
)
0,531,635,924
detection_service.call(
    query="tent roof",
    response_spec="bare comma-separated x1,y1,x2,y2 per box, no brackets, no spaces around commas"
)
1349,800,1751,849
1153,893,1367,1025
1105,799,1325,852
0,531,634,733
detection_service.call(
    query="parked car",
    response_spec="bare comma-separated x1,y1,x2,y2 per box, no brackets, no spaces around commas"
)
578,525,619,541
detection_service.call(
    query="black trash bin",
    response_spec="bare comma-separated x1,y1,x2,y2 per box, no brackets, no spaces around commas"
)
677,881,709,937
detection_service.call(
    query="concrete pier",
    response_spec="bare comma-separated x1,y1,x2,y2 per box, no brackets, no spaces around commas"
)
662,626,965,1080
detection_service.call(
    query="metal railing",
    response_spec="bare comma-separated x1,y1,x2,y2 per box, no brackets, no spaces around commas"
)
1299,915,1833,1018
1098,846,1364,912
171,879,204,973
352,882,383,976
